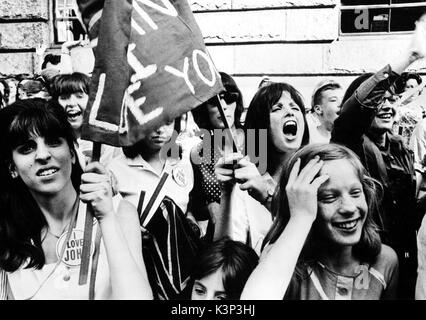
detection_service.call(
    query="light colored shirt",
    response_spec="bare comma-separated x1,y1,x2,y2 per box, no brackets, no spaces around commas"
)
107,151,194,227
0,197,123,300
306,112,330,144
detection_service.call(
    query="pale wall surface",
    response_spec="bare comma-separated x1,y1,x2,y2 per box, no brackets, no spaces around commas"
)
0,0,425,105
190,0,426,105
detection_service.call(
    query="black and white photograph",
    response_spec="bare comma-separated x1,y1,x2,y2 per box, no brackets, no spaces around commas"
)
1,0,426,308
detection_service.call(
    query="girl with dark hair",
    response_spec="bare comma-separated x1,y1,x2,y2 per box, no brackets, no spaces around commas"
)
189,72,247,241
241,143,398,300
0,98,152,300
50,72,90,137
213,82,310,252
50,72,120,167
190,238,258,300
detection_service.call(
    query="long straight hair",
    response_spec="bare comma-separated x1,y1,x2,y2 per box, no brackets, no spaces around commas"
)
0,98,82,271
263,143,382,265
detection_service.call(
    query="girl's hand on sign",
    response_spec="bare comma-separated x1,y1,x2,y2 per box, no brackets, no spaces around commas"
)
285,157,329,223
79,162,114,221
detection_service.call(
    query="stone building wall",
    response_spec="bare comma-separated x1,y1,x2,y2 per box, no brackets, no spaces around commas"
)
1,0,425,104
0,0,50,76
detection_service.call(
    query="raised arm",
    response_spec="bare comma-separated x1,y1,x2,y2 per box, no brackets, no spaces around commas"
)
331,65,399,150
80,162,153,300
332,15,426,149
241,157,329,300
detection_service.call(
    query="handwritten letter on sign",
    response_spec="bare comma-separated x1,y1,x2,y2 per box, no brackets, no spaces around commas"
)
79,0,224,146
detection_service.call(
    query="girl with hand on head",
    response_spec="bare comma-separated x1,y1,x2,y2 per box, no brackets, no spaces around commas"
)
0,98,152,300
241,143,398,300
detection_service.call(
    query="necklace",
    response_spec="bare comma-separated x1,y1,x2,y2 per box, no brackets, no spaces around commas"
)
41,223,70,243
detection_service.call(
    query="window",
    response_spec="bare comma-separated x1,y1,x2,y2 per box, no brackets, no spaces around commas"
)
53,0,86,44
340,1,426,34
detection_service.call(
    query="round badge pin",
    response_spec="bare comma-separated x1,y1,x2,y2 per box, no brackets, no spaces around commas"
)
172,167,188,187
56,229,94,267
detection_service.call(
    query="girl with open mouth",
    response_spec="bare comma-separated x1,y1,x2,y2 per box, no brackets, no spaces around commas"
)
241,143,398,300
213,82,310,253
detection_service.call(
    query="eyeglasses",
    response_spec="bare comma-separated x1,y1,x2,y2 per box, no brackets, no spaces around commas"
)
218,91,239,104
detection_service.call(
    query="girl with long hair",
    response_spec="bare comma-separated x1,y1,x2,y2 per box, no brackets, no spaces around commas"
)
0,98,151,299
241,143,398,300
214,82,310,252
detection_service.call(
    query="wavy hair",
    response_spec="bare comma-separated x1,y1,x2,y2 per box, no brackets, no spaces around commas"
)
0,98,82,271
263,143,382,265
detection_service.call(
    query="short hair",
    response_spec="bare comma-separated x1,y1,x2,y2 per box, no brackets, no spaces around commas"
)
122,118,182,159
41,54,61,70
50,72,90,99
311,80,342,108
263,143,382,265
16,78,49,100
190,238,259,300
244,82,310,173
192,72,244,130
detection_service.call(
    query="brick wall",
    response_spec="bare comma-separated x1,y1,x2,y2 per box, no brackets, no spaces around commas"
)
0,0,50,76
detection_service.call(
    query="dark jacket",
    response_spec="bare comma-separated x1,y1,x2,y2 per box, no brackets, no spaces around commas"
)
331,65,423,253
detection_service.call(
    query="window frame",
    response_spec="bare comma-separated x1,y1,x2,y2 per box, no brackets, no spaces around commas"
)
339,1,426,36
52,0,85,45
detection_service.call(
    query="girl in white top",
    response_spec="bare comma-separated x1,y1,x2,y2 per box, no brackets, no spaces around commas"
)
0,98,152,300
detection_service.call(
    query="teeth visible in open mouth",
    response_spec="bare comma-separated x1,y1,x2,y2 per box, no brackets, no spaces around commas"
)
378,114,392,119
283,120,297,136
67,110,82,118
334,219,358,230
38,168,58,176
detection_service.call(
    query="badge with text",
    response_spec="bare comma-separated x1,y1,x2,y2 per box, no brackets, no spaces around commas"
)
172,167,188,187
56,229,94,267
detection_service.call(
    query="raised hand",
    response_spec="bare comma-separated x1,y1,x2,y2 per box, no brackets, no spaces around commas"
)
79,162,114,221
35,43,48,56
61,34,90,54
285,157,329,222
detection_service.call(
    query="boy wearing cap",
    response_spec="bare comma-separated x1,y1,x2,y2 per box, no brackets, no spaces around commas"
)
306,80,343,144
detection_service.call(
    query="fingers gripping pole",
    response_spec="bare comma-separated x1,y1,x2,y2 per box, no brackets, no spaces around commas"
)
79,142,102,286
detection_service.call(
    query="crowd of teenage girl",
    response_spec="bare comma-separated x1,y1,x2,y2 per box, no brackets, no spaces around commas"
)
2,16,426,301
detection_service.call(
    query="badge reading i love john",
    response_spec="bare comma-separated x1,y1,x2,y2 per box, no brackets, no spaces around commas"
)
56,229,94,267
172,167,188,187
